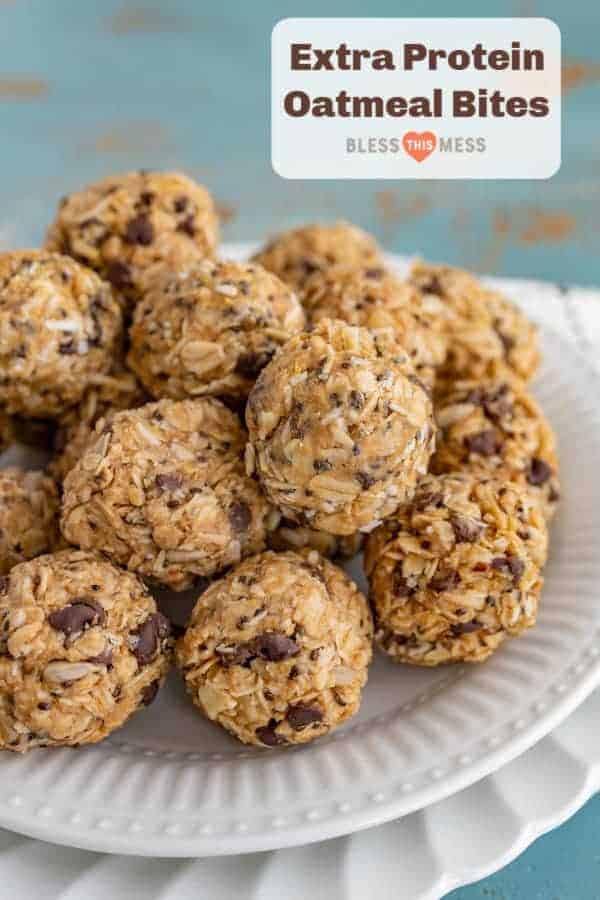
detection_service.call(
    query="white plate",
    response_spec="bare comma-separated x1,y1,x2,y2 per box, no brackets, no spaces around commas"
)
1,250,600,858
2,687,599,900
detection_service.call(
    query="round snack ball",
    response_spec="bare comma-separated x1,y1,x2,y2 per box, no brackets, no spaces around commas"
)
267,518,363,560
246,318,435,535
45,170,219,308
409,260,540,386
0,410,15,454
0,251,122,418
50,368,147,482
127,258,305,402
0,468,63,575
176,549,373,747
431,376,560,520
364,472,548,666
303,264,447,388
252,221,383,295
0,549,172,751
61,398,274,590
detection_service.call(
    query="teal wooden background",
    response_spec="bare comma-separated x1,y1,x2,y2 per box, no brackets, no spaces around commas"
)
1,1,599,895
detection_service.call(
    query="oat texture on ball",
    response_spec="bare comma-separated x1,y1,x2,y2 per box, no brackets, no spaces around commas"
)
409,260,540,388
45,170,219,308
246,318,435,535
61,398,274,589
267,519,363,560
176,549,373,747
365,472,548,666
252,221,384,296
0,468,63,575
0,251,122,418
0,550,172,752
50,368,148,482
127,258,305,402
303,264,447,388
432,376,560,520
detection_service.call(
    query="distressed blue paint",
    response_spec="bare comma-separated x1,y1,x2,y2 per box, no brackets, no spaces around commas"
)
0,1,598,893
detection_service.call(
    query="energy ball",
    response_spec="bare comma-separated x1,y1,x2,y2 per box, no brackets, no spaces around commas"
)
303,265,447,388
267,519,363,560
127,258,305,402
252,221,383,295
246,318,435,535
0,251,122,418
409,261,540,387
0,468,63,575
50,368,147,482
432,376,560,520
61,398,274,590
45,170,219,308
0,549,172,752
364,472,548,666
176,549,373,747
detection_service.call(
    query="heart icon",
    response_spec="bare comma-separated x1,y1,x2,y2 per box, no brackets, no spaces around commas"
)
402,131,437,163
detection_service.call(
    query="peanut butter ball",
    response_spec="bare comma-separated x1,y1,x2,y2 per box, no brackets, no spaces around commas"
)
0,468,63,575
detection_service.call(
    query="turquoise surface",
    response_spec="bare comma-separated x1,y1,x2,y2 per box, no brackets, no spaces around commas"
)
1,1,599,894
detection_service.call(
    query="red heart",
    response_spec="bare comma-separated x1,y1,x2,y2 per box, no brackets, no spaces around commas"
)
402,131,437,163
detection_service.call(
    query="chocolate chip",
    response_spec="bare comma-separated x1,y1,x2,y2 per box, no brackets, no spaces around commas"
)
139,191,155,205
48,599,105,637
141,679,160,706
451,516,484,543
491,555,525,585
421,275,443,296
415,491,445,510
256,722,288,747
429,571,460,593
254,632,300,662
464,429,503,456
177,215,196,236
349,390,365,409
155,473,183,492
106,260,133,291
125,214,154,245
229,500,251,532
526,457,553,486
89,646,113,667
38,702,51,711
132,613,171,665
451,621,480,635
235,350,273,378
313,459,332,473
286,703,323,731
174,195,189,213
364,267,384,279
59,339,78,355
356,471,376,489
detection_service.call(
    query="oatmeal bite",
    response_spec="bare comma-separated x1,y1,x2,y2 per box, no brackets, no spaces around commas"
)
0,251,122,418
252,221,383,295
409,260,540,386
246,318,435,535
61,398,274,590
176,549,373,747
432,376,560,520
127,258,305,402
364,472,548,666
303,264,447,388
0,468,63,575
0,549,172,752
45,170,219,308
50,368,147,482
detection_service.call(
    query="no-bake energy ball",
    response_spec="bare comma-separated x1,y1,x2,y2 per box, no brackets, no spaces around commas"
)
364,473,548,666
176,549,373,747
61,398,273,589
127,258,305,402
0,468,62,575
303,265,447,388
0,549,172,752
50,368,147,482
246,318,435,535
252,221,384,295
431,376,560,520
409,261,540,387
0,251,122,418
45,170,219,308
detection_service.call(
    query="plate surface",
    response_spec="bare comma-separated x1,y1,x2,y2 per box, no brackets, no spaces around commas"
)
1,249,600,857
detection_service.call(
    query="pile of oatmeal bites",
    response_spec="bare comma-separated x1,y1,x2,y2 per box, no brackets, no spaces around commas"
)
0,170,559,752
